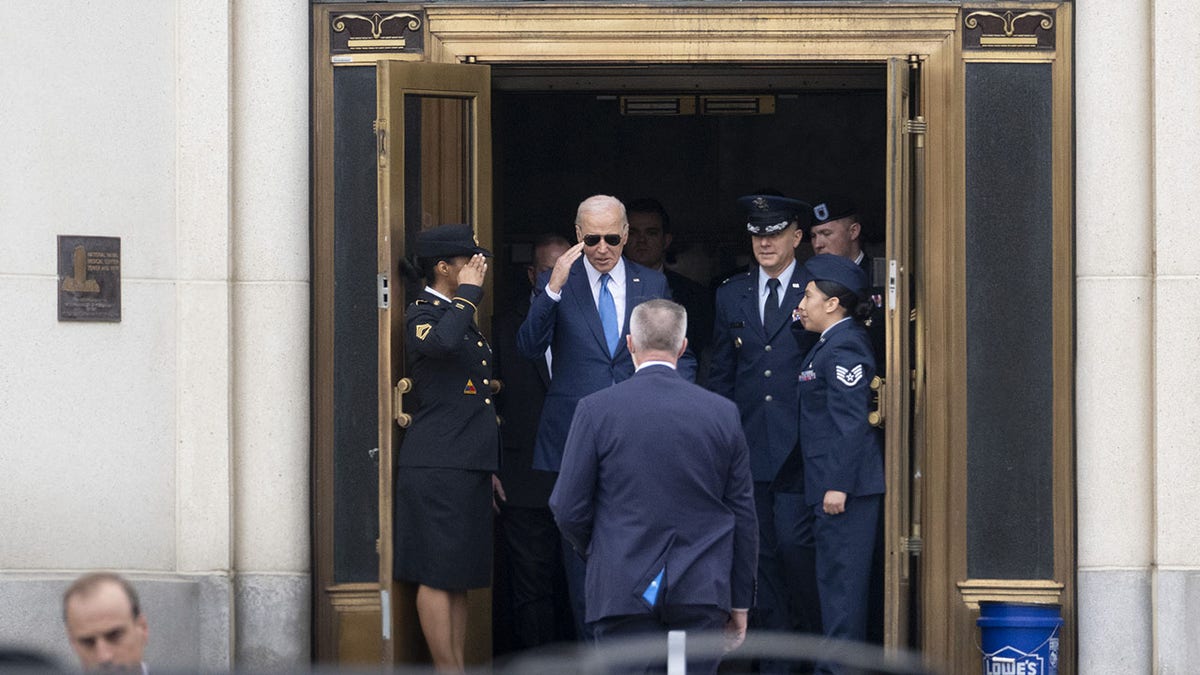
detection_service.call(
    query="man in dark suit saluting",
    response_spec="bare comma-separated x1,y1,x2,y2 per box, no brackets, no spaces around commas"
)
550,299,757,674
518,194,696,638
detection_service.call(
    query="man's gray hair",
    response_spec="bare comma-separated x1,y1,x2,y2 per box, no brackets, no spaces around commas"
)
629,299,688,354
575,195,628,229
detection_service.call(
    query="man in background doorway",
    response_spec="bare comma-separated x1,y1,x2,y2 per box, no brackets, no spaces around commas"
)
625,197,714,381
493,233,575,650
807,197,885,368
62,572,148,673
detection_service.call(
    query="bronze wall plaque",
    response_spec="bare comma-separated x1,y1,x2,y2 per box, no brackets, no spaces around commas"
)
58,235,121,322
330,10,424,55
963,9,1056,50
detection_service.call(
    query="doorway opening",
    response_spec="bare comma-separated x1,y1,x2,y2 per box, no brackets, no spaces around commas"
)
486,61,912,657
490,63,889,304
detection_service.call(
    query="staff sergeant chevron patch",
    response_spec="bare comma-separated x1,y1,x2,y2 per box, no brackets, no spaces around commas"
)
835,364,864,387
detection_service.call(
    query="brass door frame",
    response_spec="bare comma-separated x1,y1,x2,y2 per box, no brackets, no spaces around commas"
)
313,3,1077,672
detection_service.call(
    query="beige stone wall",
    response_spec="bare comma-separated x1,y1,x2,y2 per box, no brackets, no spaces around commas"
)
0,0,309,669
1077,0,1200,670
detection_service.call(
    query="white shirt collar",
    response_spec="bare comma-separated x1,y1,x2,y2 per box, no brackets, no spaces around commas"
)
759,259,796,296
853,250,865,265
583,256,626,289
636,360,677,371
424,286,452,303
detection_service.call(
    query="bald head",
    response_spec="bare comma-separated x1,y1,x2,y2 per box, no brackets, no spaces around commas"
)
63,573,147,672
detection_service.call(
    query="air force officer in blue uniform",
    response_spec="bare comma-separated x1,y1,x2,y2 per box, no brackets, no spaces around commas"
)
709,195,820,650
787,254,885,671
517,194,696,638
550,299,757,674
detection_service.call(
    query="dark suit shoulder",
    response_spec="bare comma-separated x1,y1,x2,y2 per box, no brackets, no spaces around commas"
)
624,259,668,285
664,268,706,292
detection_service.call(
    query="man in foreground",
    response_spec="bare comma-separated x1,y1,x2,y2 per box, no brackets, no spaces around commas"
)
62,572,148,673
550,299,757,674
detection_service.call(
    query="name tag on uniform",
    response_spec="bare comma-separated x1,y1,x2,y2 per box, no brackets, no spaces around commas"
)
799,369,816,382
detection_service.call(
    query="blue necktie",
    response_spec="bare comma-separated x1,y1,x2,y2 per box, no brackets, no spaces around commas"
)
599,273,619,357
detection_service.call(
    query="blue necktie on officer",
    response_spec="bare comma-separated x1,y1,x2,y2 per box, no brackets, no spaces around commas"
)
599,273,619,356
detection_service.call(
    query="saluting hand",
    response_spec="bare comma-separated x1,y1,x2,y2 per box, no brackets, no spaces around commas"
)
457,253,488,287
546,242,585,294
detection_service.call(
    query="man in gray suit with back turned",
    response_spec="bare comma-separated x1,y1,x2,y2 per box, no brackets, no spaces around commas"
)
550,299,758,674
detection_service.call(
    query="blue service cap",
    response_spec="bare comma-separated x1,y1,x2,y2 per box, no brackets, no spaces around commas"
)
736,194,812,235
414,223,492,259
804,253,868,295
810,195,858,226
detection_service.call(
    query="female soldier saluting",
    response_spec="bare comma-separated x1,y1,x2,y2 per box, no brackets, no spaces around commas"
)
393,223,499,673
794,253,885,668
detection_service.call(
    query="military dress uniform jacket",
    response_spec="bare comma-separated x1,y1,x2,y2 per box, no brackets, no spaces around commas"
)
708,266,812,482
793,318,884,505
397,285,500,472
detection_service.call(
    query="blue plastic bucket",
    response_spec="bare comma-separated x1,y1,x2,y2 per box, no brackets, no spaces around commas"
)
977,602,1062,675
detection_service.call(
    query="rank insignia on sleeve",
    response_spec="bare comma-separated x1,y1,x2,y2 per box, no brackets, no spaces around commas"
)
463,379,478,395
836,364,864,386
416,324,432,340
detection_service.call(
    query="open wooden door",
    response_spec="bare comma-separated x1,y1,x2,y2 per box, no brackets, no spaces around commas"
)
882,55,921,650
375,60,493,666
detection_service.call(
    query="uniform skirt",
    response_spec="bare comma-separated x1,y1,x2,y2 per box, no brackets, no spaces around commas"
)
393,466,493,590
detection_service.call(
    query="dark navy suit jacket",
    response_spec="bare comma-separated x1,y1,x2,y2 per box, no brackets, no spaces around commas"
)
708,265,814,481
493,296,557,507
549,365,758,621
517,257,696,472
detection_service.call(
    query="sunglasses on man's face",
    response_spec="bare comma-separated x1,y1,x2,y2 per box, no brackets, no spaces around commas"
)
582,234,622,247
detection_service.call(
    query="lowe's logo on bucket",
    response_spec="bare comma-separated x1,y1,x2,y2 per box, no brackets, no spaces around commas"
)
984,646,1044,675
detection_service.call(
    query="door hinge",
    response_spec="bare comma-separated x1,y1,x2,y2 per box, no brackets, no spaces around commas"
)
378,273,389,309
902,535,923,555
904,115,927,136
